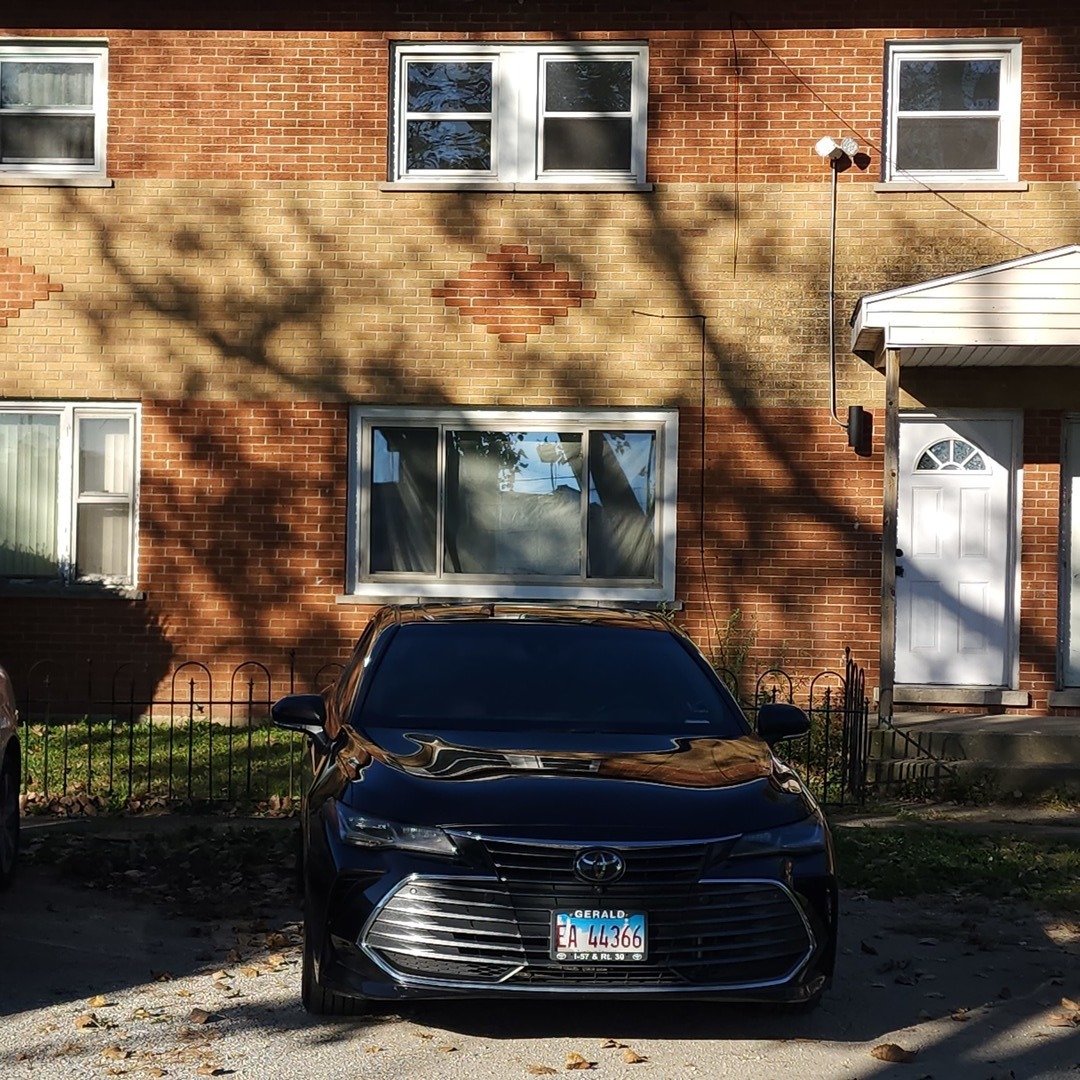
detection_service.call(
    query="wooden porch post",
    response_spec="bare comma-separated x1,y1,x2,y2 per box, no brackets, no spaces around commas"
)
879,346,900,724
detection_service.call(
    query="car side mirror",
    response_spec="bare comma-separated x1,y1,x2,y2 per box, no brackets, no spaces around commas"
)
755,702,810,744
272,693,330,753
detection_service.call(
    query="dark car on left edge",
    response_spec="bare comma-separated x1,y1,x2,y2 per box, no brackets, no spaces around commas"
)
0,664,19,890
273,604,837,1016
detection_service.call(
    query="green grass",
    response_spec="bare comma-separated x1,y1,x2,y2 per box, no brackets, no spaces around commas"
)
20,716,310,809
834,824,1080,915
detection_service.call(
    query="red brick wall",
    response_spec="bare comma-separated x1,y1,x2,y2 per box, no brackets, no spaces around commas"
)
5,12,1079,184
2,5,1079,713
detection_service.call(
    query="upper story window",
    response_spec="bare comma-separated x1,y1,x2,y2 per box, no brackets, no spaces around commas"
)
348,407,677,601
0,403,139,586
390,42,648,186
884,40,1021,184
0,41,108,180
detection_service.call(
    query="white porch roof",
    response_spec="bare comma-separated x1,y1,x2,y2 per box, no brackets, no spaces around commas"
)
850,244,1080,369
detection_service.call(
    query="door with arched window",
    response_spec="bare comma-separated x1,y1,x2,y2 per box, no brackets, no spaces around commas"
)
896,415,1019,687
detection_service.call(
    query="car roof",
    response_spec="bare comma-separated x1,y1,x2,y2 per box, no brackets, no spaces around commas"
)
369,602,678,634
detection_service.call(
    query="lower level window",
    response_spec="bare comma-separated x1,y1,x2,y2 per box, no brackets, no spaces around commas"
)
0,403,139,584
348,407,678,600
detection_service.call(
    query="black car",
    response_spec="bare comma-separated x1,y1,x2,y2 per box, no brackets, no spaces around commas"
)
273,604,836,1016
0,664,19,891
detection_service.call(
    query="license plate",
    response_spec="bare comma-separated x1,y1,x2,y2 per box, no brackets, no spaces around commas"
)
551,909,647,962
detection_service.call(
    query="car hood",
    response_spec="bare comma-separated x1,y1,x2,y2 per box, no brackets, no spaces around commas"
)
334,727,817,838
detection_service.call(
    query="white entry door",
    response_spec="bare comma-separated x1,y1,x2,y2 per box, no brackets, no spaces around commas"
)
896,416,1017,686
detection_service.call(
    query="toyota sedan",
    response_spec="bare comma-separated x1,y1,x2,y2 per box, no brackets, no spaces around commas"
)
272,604,836,1015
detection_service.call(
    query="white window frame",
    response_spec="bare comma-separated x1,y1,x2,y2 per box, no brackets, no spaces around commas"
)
0,40,108,180
0,402,139,586
884,39,1021,184
347,407,677,601
390,42,648,186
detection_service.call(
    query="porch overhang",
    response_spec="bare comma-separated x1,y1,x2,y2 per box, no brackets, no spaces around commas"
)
850,244,1080,368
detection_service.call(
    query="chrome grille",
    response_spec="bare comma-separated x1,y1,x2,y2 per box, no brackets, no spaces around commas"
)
362,875,813,990
480,837,713,886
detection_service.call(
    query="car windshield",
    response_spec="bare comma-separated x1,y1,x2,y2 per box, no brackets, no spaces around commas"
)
357,621,748,735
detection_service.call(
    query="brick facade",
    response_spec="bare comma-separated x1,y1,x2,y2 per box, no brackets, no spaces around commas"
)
2,2,1079,711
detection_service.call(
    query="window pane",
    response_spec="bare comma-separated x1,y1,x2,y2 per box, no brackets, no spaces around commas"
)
445,431,582,576
896,116,999,171
79,417,131,495
898,59,1000,112
1,61,93,107
0,414,60,576
543,117,631,171
545,60,632,112
370,427,437,574
406,61,492,112
0,114,95,163
76,503,130,578
406,119,491,170
588,431,656,579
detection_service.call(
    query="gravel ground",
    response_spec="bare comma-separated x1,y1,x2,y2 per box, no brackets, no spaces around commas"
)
2,815,1080,1080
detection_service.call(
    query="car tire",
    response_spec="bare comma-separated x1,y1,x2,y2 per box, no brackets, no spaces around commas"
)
301,908,367,1017
0,756,20,891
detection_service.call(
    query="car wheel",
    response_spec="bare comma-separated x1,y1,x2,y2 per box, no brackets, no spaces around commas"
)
0,757,19,891
301,908,367,1017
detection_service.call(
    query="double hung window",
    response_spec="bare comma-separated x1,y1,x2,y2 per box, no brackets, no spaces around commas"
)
0,404,138,585
0,41,108,179
391,42,648,185
348,408,677,600
884,40,1021,184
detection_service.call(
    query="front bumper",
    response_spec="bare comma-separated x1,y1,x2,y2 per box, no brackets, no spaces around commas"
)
309,832,836,1004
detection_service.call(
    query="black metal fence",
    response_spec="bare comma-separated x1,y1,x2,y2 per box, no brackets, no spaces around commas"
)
718,647,870,808
17,648,870,812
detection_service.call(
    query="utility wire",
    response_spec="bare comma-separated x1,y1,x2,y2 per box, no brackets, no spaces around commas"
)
728,12,1037,256
633,311,723,656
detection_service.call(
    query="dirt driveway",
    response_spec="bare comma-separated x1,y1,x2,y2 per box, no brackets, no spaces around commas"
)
2,817,1080,1080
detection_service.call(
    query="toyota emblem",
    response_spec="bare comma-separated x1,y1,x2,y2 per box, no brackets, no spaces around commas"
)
574,848,626,884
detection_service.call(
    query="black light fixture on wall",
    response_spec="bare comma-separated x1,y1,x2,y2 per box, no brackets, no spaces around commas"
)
815,136,872,457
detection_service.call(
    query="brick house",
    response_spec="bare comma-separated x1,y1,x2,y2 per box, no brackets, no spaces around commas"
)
0,2,1078,719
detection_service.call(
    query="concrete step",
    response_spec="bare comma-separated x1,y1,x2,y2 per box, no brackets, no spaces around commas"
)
869,713,1080,797
870,726,1080,765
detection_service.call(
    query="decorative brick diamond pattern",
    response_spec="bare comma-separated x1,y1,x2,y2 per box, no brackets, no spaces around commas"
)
0,249,62,327
435,245,595,343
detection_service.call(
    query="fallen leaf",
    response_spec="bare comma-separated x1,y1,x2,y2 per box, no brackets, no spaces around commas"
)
1048,1014,1079,1028
187,1008,220,1025
951,1009,970,1022
210,971,230,983
151,971,174,982
437,1045,458,1053
195,1067,226,1077
870,1043,918,1063
88,995,110,1008
527,1067,558,1076
364,1047,383,1054
621,1048,648,1063
146,1070,166,1078
599,1040,625,1049
1062,996,1080,1011
566,1052,596,1070
239,967,259,978
101,1046,131,1061
74,1013,100,1030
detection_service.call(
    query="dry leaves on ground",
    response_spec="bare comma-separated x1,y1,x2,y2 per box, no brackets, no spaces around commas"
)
870,1042,918,1063
566,1051,596,1070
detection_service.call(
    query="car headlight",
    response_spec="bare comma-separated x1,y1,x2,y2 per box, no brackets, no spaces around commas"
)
331,801,458,857
730,815,828,858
